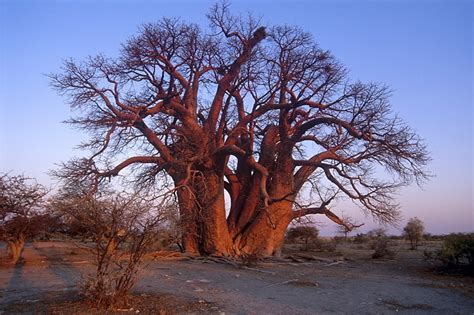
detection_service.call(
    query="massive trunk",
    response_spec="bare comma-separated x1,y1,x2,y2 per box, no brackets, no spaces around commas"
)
235,201,293,256
176,168,234,256
177,171,295,257
175,127,297,258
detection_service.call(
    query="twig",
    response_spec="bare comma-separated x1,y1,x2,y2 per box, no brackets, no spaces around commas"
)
264,279,298,288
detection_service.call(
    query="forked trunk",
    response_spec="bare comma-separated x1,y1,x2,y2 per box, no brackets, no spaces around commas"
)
179,197,294,257
177,142,296,257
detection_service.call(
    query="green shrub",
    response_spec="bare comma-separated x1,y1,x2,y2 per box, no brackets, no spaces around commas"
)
437,233,474,269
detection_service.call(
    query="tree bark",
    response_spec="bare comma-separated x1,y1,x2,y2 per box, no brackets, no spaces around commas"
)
176,168,234,256
236,201,293,256
7,237,25,264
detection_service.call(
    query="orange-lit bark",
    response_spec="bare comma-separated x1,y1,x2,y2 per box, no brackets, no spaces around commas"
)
7,236,25,264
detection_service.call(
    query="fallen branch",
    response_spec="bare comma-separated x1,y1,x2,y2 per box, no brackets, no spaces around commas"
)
286,253,337,263
325,261,346,267
241,266,277,275
264,279,298,288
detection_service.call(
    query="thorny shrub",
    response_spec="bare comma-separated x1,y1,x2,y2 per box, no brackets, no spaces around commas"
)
372,238,395,259
51,188,169,309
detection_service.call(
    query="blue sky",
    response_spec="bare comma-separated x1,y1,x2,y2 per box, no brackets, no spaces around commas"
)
0,0,472,235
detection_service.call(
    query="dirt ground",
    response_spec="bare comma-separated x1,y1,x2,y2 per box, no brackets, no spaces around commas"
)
0,241,473,314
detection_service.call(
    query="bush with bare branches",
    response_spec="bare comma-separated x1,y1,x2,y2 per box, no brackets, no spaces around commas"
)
368,229,395,259
50,187,168,309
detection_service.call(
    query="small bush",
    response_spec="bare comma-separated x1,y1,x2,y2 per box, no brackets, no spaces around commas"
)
433,233,474,273
51,188,168,309
368,228,387,240
320,239,337,252
372,238,395,259
333,236,346,244
367,229,395,259
423,233,433,241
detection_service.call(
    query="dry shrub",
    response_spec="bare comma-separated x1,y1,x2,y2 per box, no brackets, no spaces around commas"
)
403,217,425,250
319,239,337,252
0,173,50,264
372,238,395,259
51,187,170,309
367,228,395,259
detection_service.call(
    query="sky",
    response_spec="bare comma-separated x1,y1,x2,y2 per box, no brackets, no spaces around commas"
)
0,0,472,235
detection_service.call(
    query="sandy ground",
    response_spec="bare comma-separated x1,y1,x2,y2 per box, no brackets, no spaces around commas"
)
0,241,473,314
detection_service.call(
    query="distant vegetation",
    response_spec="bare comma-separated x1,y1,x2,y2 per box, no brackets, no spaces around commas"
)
403,217,425,250
286,225,319,251
425,233,474,275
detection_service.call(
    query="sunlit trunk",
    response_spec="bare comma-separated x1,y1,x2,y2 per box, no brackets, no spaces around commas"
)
176,188,200,255
236,201,293,256
176,169,233,256
7,237,25,264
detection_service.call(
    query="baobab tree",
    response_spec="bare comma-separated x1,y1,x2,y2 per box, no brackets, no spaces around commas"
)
0,173,49,263
50,3,429,257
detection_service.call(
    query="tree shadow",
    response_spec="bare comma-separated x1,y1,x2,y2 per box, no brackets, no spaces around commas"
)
1,249,32,306
0,243,84,304
34,244,82,287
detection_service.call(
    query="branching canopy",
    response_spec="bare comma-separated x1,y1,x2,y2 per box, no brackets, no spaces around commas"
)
50,3,430,229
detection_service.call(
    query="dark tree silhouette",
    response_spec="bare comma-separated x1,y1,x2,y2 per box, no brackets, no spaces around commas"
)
50,3,429,257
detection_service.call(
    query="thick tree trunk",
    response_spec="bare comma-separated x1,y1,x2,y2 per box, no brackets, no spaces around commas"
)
176,169,234,256
176,188,200,255
179,193,295,257
7,238,25,264
235,143,295,257
198,171,233,255
176,135,297,257
235,201,293,256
